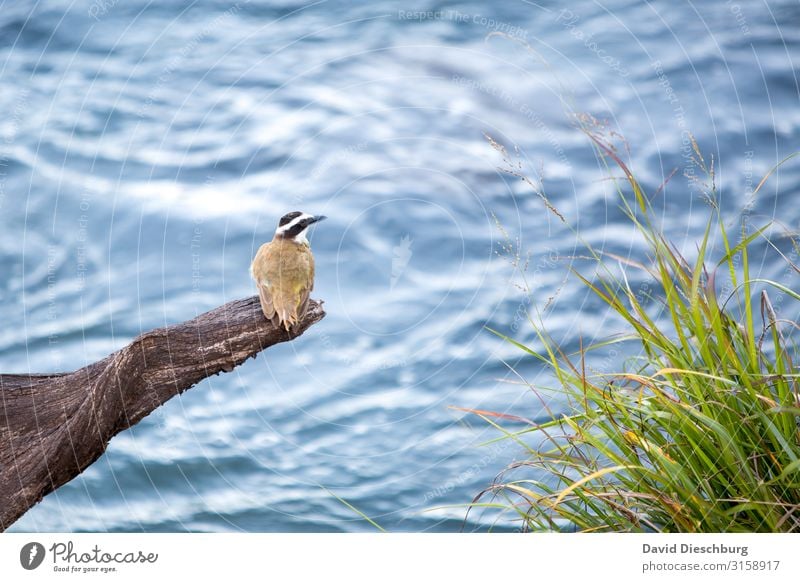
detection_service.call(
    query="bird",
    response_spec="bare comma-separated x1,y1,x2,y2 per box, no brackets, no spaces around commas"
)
250,211,326,332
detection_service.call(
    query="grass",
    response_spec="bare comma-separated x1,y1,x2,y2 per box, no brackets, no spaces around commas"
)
470,122,800,532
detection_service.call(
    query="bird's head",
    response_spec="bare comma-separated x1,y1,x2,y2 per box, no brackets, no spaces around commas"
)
274,211,327,244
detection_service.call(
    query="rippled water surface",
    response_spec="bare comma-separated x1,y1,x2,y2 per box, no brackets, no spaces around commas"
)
2,0,799,531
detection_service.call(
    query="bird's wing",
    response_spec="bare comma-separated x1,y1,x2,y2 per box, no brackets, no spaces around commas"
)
252,243,278,325
296,250,315,320
296,287,310,322
256,279,277,321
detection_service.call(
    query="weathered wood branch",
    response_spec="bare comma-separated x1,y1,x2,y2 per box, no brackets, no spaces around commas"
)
0,296,325,530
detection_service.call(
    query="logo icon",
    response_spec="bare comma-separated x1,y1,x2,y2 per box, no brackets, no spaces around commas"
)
390,234,413,291
20,542,45,570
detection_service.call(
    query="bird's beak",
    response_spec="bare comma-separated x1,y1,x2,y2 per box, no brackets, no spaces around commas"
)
311,215,327,224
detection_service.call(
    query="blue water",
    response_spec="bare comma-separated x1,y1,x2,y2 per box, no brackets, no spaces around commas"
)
2,0,798,532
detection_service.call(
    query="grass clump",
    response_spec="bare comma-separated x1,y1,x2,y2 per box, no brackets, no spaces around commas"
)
474,125,800,532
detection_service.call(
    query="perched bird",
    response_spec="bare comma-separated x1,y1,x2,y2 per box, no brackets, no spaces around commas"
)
251,211,326,331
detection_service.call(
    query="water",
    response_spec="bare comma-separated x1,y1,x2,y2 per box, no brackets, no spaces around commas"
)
2,0,798,532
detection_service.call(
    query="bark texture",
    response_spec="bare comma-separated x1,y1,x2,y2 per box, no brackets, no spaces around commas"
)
0,296,325,530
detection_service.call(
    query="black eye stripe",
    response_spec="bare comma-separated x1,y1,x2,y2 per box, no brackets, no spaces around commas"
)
279,211,302,226
288,221,308,235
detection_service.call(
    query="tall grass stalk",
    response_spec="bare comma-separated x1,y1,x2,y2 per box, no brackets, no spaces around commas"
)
474,126,800,532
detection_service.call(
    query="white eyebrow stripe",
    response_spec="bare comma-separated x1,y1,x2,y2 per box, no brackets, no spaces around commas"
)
276,213,313,234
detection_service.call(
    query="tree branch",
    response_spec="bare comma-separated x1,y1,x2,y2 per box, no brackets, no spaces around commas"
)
0,296,325,530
